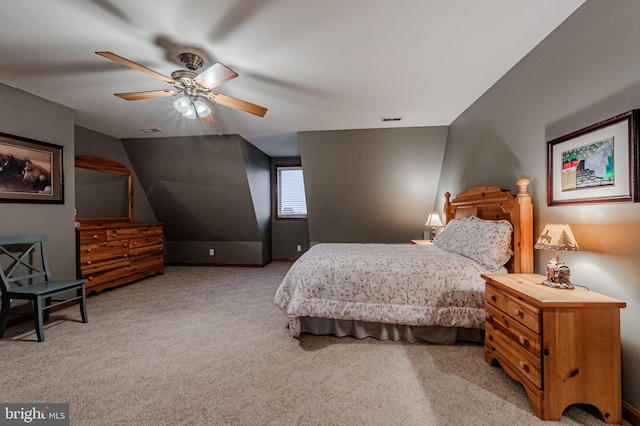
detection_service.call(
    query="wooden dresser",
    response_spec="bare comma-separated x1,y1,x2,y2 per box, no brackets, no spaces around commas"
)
482,273,626,424
77,223,164,294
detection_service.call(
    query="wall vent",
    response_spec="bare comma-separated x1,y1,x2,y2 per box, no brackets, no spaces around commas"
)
381,117,402,122
140,128,163,133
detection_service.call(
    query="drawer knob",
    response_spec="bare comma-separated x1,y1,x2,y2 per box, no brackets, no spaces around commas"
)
86,260,92,265
519,336,529,346
519,360,529,372
515,308,524,318
490,295,497,302
92,234,98,239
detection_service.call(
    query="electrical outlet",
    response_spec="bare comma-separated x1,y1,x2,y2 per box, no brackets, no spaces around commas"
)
209,248,215,256
296,245,302,252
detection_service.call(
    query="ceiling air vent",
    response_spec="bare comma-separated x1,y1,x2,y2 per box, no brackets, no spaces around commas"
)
140,128,163,133
381,117,402,122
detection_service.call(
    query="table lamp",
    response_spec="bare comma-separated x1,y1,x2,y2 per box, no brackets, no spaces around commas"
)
425,212,444,240
534,223,580,289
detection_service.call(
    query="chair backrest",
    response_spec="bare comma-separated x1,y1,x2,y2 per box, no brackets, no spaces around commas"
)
0,234,52,293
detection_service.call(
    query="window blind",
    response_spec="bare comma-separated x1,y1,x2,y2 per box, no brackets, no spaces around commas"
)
277,166,307,218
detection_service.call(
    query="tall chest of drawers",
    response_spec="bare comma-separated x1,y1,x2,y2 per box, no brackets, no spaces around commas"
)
482,273,626,424
77,223,164,294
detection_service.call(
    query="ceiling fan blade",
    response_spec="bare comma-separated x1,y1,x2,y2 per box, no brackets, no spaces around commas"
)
114,90,176,101
198,114,215,125
96,51,175,84
194,62,238,89
209,93,267,117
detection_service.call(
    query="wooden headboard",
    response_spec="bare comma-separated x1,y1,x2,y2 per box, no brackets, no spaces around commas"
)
443,176,533,274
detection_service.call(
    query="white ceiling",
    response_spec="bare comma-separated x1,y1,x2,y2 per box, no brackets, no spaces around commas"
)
0,0,585,157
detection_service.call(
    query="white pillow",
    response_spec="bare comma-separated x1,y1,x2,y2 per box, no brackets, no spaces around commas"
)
434,216,513,270
432,217,473,255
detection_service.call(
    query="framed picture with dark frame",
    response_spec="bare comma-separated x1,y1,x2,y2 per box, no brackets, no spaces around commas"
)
0,132,64,203
547,110,639,206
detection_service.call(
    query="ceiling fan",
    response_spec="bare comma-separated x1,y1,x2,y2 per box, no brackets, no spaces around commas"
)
96,51,267,120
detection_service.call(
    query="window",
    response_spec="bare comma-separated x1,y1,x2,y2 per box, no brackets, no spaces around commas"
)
276,166,307,219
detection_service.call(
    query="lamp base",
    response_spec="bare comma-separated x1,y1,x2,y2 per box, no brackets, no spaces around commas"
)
541,279,574,290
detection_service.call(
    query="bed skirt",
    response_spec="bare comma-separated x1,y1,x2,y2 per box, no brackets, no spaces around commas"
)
298,317,484,344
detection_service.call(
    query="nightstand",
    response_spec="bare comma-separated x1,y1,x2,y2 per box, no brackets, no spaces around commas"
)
410,240,433,245
482,273,626,424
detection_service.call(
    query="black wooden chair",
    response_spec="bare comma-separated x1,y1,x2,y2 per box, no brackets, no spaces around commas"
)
0,234,87,342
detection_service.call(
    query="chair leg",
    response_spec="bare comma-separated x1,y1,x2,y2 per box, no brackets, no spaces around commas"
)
43,296,52,322
0,294,10,339
78,287,88,323
34,296,45,342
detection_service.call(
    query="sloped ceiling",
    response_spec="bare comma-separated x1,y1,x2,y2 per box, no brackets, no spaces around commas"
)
0,1,584,156
121,134,261,241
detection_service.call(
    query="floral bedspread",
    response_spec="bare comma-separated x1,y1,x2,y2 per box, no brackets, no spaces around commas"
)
274,243,506,336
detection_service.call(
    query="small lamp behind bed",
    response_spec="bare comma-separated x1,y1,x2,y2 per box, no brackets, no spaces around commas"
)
534,223,580,289
425,212,444,240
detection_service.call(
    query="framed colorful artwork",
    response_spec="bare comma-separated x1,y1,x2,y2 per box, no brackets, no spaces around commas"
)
547,110,639,205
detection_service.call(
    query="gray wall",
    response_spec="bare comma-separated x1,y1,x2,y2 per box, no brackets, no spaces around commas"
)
436,0,640,410
0,83,76,279
271,157,309,260
75,126,157,223
301,127,448,244
122,134,271,265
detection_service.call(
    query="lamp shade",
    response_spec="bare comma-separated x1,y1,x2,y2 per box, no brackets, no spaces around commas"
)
173,96,190,114
534,224,580,251
425,213,443,227
194,99,211,117
182,103,197,119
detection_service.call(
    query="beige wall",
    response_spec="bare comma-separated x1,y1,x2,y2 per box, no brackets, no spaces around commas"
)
437,0,640,409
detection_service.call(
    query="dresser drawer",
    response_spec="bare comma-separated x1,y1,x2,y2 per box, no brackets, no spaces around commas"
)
486,304,541,358
130,243,163,259
129,235,163,249
79,242,130,271
79,240,129,257
485,285,506,310
108,225,163,240
129,255,164,274
78,229,107,244
505,294,540,333
80,256,130,276
83,264,131,288
486,321,541,388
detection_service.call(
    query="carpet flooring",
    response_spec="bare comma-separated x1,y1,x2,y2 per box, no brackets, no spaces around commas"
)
0,263,629,425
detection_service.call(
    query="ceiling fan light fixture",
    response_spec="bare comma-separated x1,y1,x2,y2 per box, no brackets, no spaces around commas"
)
97,51,267,119
173,96,190,114
194,99,211,117
182,103,197,119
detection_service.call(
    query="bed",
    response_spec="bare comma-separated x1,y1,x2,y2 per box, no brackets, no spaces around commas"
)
274,176,533,343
